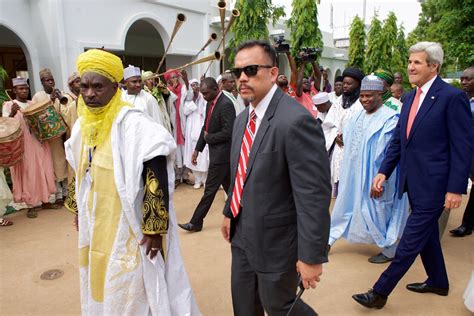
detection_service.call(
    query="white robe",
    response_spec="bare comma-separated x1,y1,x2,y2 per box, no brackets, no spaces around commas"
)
182,94,209,172
330,98,363,185
222,90,246,115
168,81,193,169
0,168,12,216
316,104,339,152
122,90,164,127
65,107,200,316
328,91,342,104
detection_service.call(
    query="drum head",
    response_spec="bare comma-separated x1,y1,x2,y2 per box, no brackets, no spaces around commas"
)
23,98,53,115
0,117,21,141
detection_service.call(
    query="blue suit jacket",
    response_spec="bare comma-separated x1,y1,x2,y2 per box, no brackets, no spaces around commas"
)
379,76,473,206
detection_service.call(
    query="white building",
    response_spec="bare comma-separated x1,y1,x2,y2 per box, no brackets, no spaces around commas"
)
0,0,347,94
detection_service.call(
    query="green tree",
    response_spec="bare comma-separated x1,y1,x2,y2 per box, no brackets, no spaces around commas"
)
407,0,474,74
228,0,285,63
391,25,409,86
364,14,384,74
286,0,323,62
347,15,366,69
0,66,9,108
379,12,398,70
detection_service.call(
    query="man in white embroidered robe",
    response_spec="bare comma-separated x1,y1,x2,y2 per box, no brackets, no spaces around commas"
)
183,79,209,189
65,49,199,315
122,65,164,126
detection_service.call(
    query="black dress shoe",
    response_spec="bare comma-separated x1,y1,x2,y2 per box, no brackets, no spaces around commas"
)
368,253,394,264
450,224,472,237
406,282,449,296
352,289,387,309
178,222,202,232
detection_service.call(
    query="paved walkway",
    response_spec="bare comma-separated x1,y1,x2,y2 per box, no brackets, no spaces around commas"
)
0,185,472,315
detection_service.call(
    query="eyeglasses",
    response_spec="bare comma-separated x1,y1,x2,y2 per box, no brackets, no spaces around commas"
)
230,64,273,79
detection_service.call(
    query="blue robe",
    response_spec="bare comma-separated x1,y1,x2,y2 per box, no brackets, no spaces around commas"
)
329,106,409,248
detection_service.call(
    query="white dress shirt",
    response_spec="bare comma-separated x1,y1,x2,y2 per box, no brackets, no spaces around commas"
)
249,84,278,134
416,75,437,113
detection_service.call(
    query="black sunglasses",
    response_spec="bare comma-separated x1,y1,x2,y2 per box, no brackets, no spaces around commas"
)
230,64,273,79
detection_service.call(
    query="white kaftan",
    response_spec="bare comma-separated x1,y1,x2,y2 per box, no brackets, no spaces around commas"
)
65,107,199,315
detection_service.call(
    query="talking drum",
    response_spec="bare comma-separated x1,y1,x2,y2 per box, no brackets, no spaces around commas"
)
0,117,24,167
23,99,67,141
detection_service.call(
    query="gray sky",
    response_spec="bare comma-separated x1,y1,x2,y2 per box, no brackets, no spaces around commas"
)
272,0,422,36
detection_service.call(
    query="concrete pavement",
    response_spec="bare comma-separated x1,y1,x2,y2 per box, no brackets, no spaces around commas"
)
0,185,472,315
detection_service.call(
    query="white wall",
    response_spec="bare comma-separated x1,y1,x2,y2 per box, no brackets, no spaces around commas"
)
0,0,348,91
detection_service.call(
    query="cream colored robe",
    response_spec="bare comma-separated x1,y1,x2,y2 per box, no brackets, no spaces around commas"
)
65,107,200,315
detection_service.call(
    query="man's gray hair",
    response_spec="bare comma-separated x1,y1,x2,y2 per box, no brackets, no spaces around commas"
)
409,41,444,73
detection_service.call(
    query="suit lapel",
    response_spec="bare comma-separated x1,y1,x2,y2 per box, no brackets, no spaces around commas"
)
244,88,283,183
407,76,442,145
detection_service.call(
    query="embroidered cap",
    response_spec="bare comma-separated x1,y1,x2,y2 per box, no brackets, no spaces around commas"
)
312,92,329,105
123,65,141,80
361,74,384,91
12,77,28,87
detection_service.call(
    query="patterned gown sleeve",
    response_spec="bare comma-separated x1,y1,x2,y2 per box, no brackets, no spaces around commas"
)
64,177,78,215
142,156,169,235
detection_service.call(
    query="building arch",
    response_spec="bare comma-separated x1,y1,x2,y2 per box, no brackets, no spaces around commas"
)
120,13,170,50
119,14,170,73
0,22,36,93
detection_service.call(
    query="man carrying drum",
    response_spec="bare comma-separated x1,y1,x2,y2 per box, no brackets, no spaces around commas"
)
32,69,69,207
2,77,56,218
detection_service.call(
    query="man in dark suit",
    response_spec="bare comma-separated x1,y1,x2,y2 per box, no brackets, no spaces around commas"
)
178,77,236,232
450,66,474,237
221,40,331,315
353,42,473,309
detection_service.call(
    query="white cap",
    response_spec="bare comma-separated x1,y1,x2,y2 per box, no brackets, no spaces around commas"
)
216,75,222,84
123,65,141,80
189,78,199,85
12,77,28,87
312,92,329,105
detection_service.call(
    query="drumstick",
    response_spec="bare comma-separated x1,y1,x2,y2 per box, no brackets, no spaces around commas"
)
5,89,13,101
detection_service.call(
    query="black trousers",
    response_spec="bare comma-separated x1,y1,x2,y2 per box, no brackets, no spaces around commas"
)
230,244,317,316
462,187,474,227
190,163,230,226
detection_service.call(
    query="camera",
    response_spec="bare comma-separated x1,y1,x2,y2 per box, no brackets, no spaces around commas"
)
299,47,322,62
273,35,290,54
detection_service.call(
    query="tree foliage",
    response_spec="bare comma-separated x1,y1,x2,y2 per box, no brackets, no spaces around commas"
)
379,12,398,69
364,14,384,74
407,0,474,74
347,15,366,69
228,0,285,63
0,66,9,107
391,25,409,86
287,0,323,62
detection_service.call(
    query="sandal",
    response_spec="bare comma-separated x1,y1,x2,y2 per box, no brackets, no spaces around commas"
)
0,218,13,226
42,202,60,210
27,208,38,218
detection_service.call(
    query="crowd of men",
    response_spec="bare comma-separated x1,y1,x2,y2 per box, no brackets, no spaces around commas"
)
0,40,473,315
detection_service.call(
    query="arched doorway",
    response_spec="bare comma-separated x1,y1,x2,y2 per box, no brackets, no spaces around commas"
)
0,25,31,104
122,19,165,74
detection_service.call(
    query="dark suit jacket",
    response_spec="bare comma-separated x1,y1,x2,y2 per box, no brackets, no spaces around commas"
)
379,76,473,206
223,87,331,272
195,93,236,165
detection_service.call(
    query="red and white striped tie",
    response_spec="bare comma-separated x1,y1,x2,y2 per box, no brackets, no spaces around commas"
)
230,110,257,218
